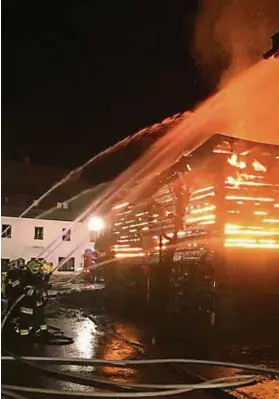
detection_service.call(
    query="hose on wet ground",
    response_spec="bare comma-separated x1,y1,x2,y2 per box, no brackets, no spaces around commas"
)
1,388,28,399
1,294,74,345
0,375,260,398
2,295,279,397
2,354,279,397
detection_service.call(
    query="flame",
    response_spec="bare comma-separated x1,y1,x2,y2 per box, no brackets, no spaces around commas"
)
200,220,216,225
135,212,148,217
190,192,215,201
226,176,276,187
225,242,279,249
113,247,143,252
225,229,279,236
177,231,186,237
115,253,145,258
186,214,216,223
192,186,214,195
224,222,279,248
252,159,267,172
113,202,129,210
225,195,274,202
190,205,216,214
226,175,242,188
228,153,246,169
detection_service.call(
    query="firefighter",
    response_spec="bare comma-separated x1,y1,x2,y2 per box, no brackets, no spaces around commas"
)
41,260,53,283
5,258,26,311
18,259,48,337
1,272,8,313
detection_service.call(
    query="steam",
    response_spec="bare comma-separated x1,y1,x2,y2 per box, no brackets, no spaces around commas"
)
193,0,279,85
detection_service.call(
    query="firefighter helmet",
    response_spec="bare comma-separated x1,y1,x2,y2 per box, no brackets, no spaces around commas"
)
27,259,42,274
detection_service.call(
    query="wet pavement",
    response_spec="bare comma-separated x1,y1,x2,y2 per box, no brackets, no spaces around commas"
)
2,286,279,398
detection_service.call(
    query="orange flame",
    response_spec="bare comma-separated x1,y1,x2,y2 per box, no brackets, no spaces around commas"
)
252,159,267,172
228,153,246,169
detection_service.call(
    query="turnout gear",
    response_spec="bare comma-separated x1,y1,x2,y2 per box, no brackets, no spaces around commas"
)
5,259,26,310
1,273,8,312
19,259,48,336
41,261,53,283
3,257,51,338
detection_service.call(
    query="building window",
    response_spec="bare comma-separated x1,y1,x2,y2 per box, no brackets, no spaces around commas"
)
1,258,10,272
34,226,44,240
58,257,75,271
2,224,12,238
62,228,71,241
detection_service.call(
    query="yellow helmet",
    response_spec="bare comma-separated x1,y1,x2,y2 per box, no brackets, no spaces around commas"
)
42,261,53,274
27,259,42,274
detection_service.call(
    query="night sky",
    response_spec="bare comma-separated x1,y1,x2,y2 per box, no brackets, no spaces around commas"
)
2,0,211,172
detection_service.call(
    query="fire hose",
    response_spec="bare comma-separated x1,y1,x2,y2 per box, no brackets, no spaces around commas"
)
2,356,279,397
1,293,74,345
2,293,279,397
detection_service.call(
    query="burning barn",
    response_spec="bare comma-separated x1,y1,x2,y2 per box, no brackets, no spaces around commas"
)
101,133,279,330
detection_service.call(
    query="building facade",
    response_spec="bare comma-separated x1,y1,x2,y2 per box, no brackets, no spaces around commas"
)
1,216,92,273
1,159,110,273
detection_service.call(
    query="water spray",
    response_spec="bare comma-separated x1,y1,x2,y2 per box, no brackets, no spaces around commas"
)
2,116,180,241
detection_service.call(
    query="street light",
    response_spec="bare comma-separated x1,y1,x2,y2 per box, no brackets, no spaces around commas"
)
88,216,105,232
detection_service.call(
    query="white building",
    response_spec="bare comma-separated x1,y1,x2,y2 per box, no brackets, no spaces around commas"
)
1,216,93,273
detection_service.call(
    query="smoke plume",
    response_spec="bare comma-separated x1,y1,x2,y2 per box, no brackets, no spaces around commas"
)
193,0,279,85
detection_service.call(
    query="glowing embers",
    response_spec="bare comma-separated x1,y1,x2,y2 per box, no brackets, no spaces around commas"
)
113,244,145,259
254,211,268,215
225,223,279,236
190,205,216,215
190,191,215,202
225,241,279,249
115,253,145,258
224,223,279,248
112,202,129,210
191,186,214,195
122,221,149,229
186,214,216,224
226,176,277,188
113,246,143,252
213,141,232,154
186,186,217,229
252,159,267,173
225,195,274,202
117,238,140,243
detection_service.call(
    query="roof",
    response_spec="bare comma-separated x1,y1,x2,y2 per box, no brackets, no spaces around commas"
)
111,132,278,209
113,57,279,202
2,183,110,222
34,182,110,221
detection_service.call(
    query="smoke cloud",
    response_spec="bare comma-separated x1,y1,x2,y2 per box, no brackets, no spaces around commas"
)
193,0,279,85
